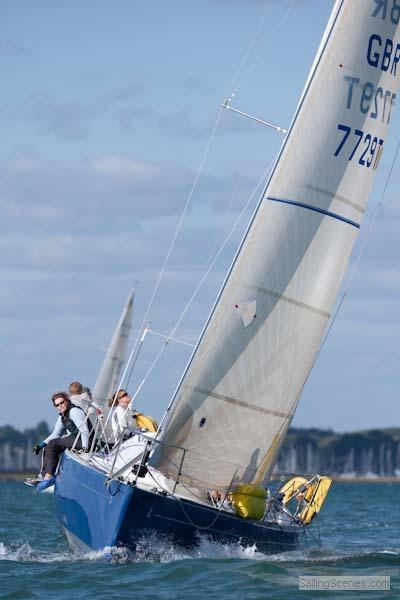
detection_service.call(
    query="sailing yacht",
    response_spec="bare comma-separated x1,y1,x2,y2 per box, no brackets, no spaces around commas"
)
53,0,400,554
92,289,134,410
26,291,134,492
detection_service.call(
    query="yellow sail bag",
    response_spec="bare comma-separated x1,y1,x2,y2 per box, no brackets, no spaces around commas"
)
230,484,266,520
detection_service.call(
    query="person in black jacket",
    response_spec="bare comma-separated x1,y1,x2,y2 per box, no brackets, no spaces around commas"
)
31,391,89,491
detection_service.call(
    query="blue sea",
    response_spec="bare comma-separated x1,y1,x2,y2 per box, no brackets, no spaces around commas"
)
0,480,399,599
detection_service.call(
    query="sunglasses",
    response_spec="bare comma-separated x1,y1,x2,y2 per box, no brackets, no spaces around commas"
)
118,392,129,400
55,399,67,407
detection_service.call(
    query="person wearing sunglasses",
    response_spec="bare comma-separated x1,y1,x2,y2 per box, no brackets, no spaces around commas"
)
109,389,157,443
109,389,135,442
30,391,90,491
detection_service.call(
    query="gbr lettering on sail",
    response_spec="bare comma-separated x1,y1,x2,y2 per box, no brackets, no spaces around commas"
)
335,0,400,170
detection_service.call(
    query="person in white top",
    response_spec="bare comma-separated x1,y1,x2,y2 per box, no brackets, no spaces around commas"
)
110,389,138,442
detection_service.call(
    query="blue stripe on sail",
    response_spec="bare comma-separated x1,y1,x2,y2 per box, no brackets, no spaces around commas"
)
266,196,360,229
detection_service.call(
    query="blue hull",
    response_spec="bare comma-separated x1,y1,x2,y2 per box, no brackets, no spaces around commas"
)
55,453,301,555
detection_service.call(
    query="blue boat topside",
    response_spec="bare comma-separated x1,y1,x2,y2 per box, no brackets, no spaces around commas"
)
54,452,301,555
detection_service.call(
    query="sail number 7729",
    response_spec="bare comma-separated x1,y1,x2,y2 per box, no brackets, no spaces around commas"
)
334,124,384,169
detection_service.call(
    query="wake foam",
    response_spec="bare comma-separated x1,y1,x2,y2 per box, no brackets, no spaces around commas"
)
1,537,399,566
0,541,127,564
132,532,263,563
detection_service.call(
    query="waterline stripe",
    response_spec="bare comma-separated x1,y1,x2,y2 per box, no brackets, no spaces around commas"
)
266,196,360,228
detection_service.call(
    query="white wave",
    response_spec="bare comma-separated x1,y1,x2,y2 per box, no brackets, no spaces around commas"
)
2,537,397,566
0,541,125,564
131,532,270,563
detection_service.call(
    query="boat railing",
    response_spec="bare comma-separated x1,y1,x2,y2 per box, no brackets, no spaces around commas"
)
103,427,244,505
68,422,312,528
70,408,113,454
105,428,187,489
68,422,314,528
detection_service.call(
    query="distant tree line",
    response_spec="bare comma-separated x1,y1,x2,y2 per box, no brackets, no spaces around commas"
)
275,427,400,477
0,422,49,472
1,422,400,477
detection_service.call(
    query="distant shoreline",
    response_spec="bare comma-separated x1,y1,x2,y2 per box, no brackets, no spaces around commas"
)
332,476,400,483
2,472,400,483
273,474,400,483
0,472,36,480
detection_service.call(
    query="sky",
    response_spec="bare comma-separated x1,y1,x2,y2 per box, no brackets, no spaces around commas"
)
1,0,400,433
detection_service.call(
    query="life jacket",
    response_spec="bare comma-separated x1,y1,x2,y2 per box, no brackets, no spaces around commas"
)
61,403,85,436
132,411,158,433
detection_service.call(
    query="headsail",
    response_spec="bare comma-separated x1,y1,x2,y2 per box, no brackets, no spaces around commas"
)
92,289,134,407
151,0,400,490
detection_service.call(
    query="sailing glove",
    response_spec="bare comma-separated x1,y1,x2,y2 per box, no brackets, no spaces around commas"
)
32,442,46,455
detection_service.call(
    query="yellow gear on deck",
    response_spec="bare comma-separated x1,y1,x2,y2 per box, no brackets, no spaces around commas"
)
279,476,308,504
230,484,266,520
277,475,332,525
133,412,158,432
298,476,332,524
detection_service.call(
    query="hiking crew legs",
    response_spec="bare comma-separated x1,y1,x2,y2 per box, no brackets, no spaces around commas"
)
41,434,83,476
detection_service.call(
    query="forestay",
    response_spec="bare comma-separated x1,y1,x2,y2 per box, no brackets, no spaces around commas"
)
92,290,134,407
151,0,400,489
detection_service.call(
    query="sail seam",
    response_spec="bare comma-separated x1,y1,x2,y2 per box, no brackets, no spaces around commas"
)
266,195,360,228
298,183,365,214
156,0,346,440
250,285,330,318
192,387,291,419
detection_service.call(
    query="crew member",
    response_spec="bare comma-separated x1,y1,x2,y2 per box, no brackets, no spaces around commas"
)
110,389,157,443
32,391,89,491
110,389,137,442
69,381,102,414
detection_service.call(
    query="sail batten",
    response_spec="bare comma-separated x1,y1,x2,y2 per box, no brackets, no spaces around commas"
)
151,0,400,490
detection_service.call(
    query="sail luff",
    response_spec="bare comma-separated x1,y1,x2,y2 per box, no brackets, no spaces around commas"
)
158,0,345,435
152,0,400,490
92,289,134,407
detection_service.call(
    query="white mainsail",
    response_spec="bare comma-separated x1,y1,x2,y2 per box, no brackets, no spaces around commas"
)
151,0,400,489
92,289,134,407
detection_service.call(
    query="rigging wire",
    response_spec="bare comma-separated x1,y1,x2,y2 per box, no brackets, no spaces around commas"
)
168,162,273,341
226,0,273,96
146,328,195,348
125,323,150,389
228,0,298,98
281,134,400,445
116,0,299,409
128,343,168,407
110,107,224,403
202,173,241,274
332,136,400,322
121,159,276,420
158,155,279,430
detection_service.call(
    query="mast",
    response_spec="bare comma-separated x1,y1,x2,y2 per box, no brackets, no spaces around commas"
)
151,0,400,490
